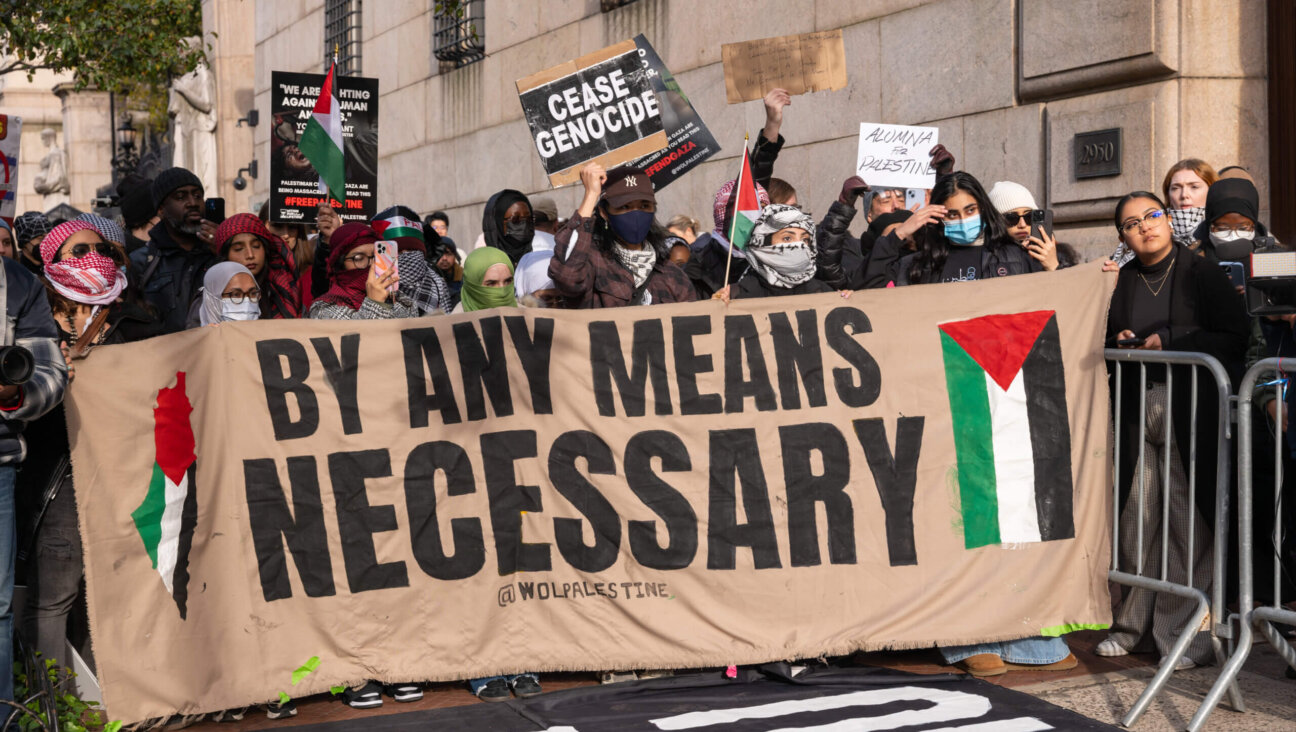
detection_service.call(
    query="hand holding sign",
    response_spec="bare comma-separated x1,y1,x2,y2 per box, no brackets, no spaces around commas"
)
762,88,791,142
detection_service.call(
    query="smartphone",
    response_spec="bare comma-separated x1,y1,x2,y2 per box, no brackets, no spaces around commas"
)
1030,209,1054,241
1117,337,1146,347
905,188,926,210
373,241,399,292
1220,261,1246,289
204,197,226,224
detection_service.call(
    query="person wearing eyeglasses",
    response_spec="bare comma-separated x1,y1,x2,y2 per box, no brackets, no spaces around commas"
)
308,223,412,320
19,221,156,676
195,262,260,325
1101,191,1248,671
208,214,301,323
1190,177,1269,265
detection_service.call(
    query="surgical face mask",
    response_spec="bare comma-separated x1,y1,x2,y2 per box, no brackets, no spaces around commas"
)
1209,229,1255,246
943,215,983,246
608,209,654,245
220,298,261,321
503,220,534,248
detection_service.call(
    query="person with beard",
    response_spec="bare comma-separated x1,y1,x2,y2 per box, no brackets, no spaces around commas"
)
549,163,696,308
481,190,536,265
127,168,219,334
13,212,54,276
429,237,463,309
715,204,834,300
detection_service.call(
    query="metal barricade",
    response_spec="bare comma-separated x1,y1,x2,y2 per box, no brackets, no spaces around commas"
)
1104,350,1244,730
1223,358,1296,719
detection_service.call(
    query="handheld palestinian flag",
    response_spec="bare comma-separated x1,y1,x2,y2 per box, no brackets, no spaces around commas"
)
726,147,760,250
299,62,346,204
131,372,199,619
939,311,1075,549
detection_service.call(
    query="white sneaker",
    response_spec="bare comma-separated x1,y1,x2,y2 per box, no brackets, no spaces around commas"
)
1172,656,1197,672
1094,638,1129,657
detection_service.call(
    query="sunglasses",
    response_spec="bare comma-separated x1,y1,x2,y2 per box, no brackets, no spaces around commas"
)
58,241,122,263
1002,210,1042,227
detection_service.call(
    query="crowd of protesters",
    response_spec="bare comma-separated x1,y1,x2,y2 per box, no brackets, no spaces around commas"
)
0,85,1289,724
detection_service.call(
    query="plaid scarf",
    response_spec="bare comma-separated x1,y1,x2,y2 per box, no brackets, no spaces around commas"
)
213,213,301,319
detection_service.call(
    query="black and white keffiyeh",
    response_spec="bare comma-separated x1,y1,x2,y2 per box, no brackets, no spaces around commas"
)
745,204,818,288
612,244,656,288
1168,207,1206,247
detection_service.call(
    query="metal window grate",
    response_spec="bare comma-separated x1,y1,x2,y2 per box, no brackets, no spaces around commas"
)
601,0,640,10
433,0,485,68
324,0,362,75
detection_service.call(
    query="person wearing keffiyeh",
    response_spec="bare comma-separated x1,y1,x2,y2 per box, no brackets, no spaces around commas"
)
210,214,301,321
719,204,835,301
13,211,53,275
308,222,415,320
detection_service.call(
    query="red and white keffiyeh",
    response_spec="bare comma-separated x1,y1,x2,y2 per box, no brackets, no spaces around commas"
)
40,220,126,306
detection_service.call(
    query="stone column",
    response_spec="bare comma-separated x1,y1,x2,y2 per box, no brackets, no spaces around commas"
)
53,82,113,213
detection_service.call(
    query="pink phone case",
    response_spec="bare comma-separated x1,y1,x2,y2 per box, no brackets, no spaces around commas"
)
374,241,398,292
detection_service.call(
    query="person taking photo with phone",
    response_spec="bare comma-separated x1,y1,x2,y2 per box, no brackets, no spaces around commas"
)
308,223,412,320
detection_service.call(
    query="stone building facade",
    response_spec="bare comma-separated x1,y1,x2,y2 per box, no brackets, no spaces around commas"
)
225,0,1275,258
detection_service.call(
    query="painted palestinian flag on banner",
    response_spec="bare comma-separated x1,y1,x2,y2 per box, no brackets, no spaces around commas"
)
939,310,1075,549
131,372,199,619
727,147,760,250
299,62,346,204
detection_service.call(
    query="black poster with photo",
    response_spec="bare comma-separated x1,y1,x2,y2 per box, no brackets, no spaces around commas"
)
269,70,379,224
630,34,721,191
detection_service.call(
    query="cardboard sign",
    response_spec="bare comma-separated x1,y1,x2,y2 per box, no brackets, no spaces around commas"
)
517,40,669,187
70,264,1115,724
627,35,721,191
0,114,22,225
855,123,940,190
721,30,847,104
269,71,379,224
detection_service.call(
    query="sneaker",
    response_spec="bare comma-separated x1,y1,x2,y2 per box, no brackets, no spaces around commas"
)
955,653,1006,677
511,676,542,699
475,678,511,702
265,700,297,720
210,707,248,722
599,671,638,684
1094,638,1129,657
1172,656,1197,672
386,683,423,702
343,681,384,709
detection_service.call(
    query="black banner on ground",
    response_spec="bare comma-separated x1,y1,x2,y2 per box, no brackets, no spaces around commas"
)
290,668,1121,731
629,34,721,191
269,71,379,224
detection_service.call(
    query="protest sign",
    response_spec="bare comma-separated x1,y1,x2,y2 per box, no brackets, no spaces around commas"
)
517,40,669,187
69,264,1116,724
269,71,379,224
0,114,22,224
627,35,720,191
722,30,847,104
855,123,940,191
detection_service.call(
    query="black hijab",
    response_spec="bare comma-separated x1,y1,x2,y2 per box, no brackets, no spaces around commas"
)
481,189,533,264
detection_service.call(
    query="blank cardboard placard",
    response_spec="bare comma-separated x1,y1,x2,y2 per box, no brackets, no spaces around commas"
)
722,30,847,104
517,39,669,187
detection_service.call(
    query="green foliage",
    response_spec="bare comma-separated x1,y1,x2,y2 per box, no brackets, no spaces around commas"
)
0,0,208,94
12,656,119,732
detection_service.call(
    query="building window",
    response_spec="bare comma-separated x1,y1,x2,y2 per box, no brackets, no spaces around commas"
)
324,0,362,75
434,0,485,68
601,0,639,10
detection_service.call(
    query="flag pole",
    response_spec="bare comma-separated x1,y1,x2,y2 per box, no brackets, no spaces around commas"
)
721,131,749,294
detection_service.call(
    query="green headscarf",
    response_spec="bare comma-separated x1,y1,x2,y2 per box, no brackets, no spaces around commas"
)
461,246,518,311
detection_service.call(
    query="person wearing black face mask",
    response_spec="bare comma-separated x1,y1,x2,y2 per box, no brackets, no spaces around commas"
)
548,163,696,308
481,189,535,265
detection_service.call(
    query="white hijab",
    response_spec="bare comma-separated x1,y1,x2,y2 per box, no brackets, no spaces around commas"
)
199,262,256,326
513,249,556,299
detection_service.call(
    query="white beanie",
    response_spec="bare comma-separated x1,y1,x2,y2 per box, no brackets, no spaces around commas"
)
987,181,1038,213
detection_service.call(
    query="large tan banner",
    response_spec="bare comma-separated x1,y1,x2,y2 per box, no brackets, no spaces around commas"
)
68,263,1115,724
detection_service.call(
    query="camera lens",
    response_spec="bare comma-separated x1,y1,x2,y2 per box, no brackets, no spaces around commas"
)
0,346,34,386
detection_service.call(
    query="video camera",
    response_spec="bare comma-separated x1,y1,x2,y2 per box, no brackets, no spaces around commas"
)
1219,236,1296,316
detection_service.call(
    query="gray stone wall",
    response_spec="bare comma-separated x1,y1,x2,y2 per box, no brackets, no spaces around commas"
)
248,0,1268,260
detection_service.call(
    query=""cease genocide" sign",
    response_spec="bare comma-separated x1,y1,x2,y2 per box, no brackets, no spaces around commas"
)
69,264,1115,724
517,40,669,187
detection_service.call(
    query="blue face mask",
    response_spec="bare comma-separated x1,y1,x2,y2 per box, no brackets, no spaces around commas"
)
607,209,654,245
943,215,983,246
